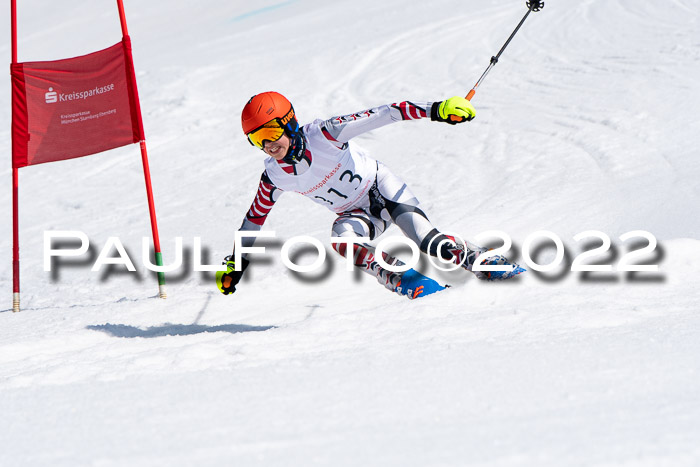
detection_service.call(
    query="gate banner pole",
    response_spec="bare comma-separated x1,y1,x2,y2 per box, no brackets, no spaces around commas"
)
12,169,19,312
117,0,167,298
139,140,167,298
117,0,129,36
11,0,20,312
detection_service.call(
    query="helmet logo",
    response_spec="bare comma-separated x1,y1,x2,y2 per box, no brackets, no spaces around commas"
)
280,108,295,125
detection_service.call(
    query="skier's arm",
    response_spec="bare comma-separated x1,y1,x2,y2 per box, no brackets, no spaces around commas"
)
321,97,476,145
217,171,282,295
238,171,282,243
322,101,434,145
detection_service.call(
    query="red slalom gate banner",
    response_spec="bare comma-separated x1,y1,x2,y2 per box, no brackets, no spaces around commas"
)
10,0,166,312
11,38,144,167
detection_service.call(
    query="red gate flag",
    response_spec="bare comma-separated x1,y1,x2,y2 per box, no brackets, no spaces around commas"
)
10,0,167,312
11,36,144,168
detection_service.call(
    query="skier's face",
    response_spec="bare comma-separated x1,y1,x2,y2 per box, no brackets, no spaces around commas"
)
262,133,291,160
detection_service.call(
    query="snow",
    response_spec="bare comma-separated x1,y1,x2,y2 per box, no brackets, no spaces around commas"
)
1,0,700,465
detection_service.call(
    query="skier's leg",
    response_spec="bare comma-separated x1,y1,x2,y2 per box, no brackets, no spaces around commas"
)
330,209,404,290
371,163,524,279
371,162,482,269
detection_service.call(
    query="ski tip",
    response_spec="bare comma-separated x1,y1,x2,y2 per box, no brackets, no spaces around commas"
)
477,264,527,281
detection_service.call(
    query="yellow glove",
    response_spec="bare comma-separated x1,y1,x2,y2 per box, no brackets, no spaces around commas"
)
215,256,249,295
431,96,476,124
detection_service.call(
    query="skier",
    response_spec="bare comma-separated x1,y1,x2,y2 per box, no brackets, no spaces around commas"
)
217,92,524,299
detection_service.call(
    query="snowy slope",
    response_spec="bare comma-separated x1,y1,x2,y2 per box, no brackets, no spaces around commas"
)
1,0,700,466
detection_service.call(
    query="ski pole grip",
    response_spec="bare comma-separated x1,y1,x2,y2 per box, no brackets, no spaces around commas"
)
466,89,476,101
449,115,465,123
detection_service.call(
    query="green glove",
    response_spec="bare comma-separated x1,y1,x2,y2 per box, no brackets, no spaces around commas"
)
216,255,249,295
431,96,476,124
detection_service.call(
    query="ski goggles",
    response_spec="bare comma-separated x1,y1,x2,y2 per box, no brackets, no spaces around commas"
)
246,120,286,149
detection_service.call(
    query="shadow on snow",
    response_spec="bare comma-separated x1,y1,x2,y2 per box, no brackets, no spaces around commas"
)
87,322,276,338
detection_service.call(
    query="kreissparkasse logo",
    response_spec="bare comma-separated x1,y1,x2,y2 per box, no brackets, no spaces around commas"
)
45,87,58,104
43,84,116,104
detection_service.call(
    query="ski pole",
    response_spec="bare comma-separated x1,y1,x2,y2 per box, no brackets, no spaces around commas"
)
450,0,545,122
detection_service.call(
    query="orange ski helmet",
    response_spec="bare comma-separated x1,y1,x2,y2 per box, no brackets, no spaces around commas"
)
241,92,299,148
